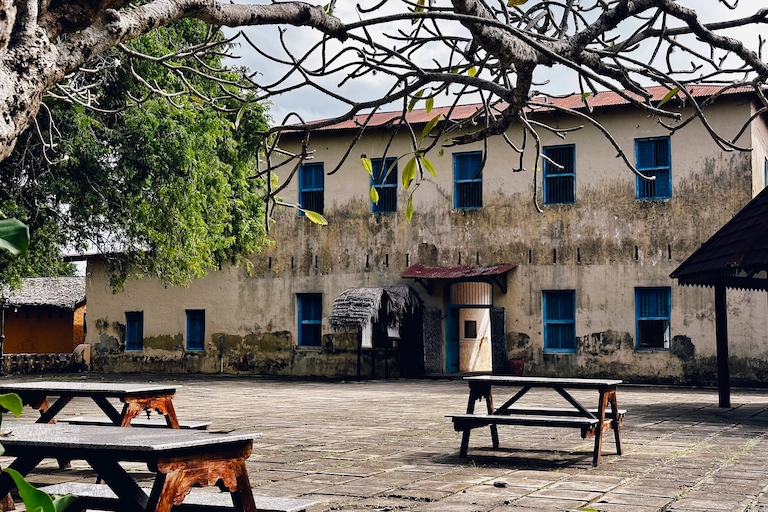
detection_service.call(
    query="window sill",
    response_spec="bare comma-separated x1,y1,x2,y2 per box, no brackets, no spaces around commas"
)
635,348,670,352
297,345,322,351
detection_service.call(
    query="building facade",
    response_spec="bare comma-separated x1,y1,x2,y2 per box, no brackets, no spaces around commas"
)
84,87,768,385
3,277,86,354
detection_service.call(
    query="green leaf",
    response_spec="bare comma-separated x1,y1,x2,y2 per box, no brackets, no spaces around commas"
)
408,90,424,112
420,114,441,142
581,92,591,101
234,99,251,130
438,148,444,157
4,468,56,512
402,157,417,190
361,157,373,175
451,67,459,74
0,393,23,417
425,97,434,114
468,67,477,77
370,186,379,204
422,156,437,177
301,210,328,226
0,219,29,256
415,0,425,12
658,87,680,108
406,194,414,221
53,494,78,512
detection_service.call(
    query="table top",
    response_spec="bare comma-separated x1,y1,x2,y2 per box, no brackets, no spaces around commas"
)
0,423,259,452
0,381,178,395
463,375,622,388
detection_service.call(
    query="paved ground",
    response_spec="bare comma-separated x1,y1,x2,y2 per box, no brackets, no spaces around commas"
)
3,374,768,511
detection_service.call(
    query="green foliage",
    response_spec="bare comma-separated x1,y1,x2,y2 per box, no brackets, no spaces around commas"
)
0,393,23,417
0,394,74,511
0,220,29,256
0,19,270,289
3,469,76,512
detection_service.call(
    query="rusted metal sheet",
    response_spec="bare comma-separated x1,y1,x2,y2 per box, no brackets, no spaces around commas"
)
451,282,492,306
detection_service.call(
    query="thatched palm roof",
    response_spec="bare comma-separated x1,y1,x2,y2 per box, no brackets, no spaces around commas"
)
328,286,423,331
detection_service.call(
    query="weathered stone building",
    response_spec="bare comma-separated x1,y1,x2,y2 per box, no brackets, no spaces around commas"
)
83,86,768,385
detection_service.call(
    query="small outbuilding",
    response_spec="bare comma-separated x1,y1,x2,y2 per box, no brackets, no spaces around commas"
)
671,186,768,407
328,285,424,378
1,277,86,354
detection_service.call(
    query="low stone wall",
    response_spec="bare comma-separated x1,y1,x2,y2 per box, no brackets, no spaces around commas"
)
1,353,79,374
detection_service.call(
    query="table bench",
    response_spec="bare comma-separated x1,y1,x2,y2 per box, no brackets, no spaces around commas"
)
36,483,317,512
0,424,262,512
448,375,624,466
58,416,211,430
0,381,183,427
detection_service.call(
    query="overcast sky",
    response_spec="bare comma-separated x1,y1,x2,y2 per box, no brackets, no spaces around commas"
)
225,1,765,125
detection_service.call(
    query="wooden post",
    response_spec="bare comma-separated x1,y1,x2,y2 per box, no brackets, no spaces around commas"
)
714,284,730,408
356,329,362,382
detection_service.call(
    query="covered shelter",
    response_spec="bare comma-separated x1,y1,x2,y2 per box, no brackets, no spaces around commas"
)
328,286,423,379
671,186,768,407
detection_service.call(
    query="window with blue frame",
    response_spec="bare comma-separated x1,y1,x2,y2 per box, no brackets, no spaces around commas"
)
371,157,397,213
543,290,576,353
297,294,322,347
764,157,767,188
635,287,671,349
543,144,575,204
454,151,483,209
636,137,671,199
299,163,324,215
186,309,205,351
125,311,143,351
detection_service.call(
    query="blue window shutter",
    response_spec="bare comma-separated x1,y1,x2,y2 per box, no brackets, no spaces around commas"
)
186,310,205,351
543,145,575,204
543,291,576,352
371,158,398,213
453,152,483,209
298,294,322,347
636,137,671,199
125,312,143,351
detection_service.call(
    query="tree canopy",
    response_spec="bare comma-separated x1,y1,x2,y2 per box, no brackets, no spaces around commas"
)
1,1,768,283
0,16,269,289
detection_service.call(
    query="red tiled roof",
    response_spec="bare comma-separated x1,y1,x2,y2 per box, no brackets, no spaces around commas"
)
670,186,768,289
310,85,756,132
401,263,516,279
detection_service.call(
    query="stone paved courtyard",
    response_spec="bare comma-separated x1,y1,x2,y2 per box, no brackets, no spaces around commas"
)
4,374,768,511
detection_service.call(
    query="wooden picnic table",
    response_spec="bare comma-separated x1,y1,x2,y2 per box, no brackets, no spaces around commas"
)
0,423,261,512
449,375,624,466
0,381,181,428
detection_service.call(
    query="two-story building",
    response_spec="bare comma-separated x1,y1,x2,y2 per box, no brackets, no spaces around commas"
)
83,85,768,385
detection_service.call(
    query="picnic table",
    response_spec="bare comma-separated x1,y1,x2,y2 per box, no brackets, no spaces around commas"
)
0,423,261,512
448,375,624,466
0,381,182,427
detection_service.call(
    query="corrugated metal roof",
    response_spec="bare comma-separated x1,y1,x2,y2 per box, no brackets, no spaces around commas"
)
1,277,86,310
670,186,768,288
401,263,516,279
306,85,756,132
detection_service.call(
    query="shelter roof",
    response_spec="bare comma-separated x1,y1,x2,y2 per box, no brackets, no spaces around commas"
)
328,285,423,331
1,277,86,310
670,186,768,290
306,85,756,132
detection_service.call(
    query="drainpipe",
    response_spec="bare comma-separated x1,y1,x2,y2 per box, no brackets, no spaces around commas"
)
217,335,226,374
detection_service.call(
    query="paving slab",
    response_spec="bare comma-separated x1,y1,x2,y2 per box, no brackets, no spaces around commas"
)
4,375,768,511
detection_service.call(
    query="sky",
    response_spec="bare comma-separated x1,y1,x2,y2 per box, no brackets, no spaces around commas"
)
225,1,766,125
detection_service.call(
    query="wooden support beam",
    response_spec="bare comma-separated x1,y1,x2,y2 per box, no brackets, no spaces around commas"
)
714,284,730,408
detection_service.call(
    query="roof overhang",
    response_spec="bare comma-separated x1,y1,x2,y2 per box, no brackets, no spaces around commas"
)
400,263,516,295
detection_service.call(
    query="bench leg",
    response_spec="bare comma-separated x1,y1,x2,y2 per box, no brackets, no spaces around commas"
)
459,429,471,457
592,390,609,467
609,390,622,456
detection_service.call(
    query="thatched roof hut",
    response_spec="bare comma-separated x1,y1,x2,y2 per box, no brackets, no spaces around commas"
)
328,286,423,331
